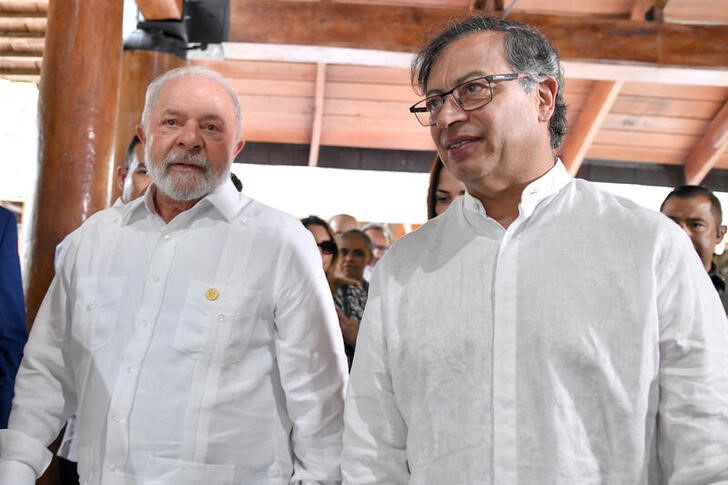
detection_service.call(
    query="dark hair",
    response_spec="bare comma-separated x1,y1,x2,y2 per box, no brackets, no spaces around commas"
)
338,229,373,256
427,154,444,220
301,215,339,287
661,185,723,231
125,134,142,170
411,16,567,150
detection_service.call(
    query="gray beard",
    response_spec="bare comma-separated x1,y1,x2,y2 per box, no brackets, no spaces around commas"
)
147,150,223,202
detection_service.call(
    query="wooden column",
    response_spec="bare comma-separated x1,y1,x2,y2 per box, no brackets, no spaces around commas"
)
24,0,123,341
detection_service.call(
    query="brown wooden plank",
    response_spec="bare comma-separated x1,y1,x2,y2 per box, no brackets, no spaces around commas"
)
193,59,318,81
664,0,728,24
560,80,623,175
229,2,728,68
0,36,44,55
135,0,183,20
612,96,723,119
594,129,698,150
0,17,46,33
619,82,728,101
603,113,710,135
0,1,48,14
0,55,41,72
587,144,688,165
684,99,728,184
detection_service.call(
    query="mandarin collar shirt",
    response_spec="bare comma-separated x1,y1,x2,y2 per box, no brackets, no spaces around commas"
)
0,182,348,485
342,161,728,484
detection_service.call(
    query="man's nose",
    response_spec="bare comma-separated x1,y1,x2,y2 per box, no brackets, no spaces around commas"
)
177,121,202,147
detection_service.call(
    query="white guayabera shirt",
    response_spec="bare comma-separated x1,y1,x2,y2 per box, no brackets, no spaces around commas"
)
342,162,728,484
0,182,348,485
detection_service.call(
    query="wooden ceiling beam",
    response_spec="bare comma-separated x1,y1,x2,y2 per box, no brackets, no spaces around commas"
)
684,99,728,184
559,80,623,176
308,62,326,167
135,0,183,21
229,1,728,70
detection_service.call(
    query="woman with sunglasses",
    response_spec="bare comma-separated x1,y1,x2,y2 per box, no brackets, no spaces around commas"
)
301,216,367,370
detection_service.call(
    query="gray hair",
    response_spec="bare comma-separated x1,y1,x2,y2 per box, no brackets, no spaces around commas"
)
412,16,567,150
141,66,243,140
361,223,392,246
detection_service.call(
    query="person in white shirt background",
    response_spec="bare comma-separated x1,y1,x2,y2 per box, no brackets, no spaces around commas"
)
342,16,728,484
0,66,348,484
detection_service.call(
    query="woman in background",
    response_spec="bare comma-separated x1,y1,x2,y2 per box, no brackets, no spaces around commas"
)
301,216,367,370
427,155,466,220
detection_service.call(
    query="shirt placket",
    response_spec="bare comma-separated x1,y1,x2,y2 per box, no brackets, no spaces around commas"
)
491,229,518,484
101,227,179,481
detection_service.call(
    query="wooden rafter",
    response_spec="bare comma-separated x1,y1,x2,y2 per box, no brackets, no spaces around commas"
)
229,2,728,70
560,80,623,176
684,99,728,184
0,1,47,14
308,62,326,167
135,0,183,20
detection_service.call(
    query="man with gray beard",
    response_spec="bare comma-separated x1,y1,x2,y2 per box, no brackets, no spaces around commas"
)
0,67,348,484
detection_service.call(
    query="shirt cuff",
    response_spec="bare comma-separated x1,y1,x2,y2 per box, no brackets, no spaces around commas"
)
0,460,37,485
0,428,52,478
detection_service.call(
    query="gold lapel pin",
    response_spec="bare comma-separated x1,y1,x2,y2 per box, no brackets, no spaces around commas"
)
206,288,220,301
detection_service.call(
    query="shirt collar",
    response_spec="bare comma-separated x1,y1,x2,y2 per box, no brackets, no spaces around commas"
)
122,178,244,226
463,159,571,221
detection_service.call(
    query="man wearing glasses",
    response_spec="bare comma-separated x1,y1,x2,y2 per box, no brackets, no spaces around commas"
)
342,16,728,483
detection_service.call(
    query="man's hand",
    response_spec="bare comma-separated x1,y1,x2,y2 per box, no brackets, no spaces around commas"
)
337,311,359,347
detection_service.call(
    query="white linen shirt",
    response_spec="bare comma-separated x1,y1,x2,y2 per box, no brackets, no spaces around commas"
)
0,181,348,484
342,161,728,484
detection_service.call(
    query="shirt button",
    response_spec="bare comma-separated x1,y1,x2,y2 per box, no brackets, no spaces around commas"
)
127,367,136,374
163,234,171,240
108,464,117,472
152,276,160,283
217,314,225,323
140,320,148,327
86,304,93,311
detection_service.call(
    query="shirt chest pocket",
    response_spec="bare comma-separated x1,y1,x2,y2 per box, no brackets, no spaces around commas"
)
173,281,262,366
72,277,125,350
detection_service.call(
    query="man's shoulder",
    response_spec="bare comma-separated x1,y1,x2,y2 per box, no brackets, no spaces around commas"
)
235,197,308,237
569,179,670,230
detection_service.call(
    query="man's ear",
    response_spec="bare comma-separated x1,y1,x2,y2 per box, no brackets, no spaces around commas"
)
136,125,146,144
233,138,245,159
116,166,127,191
536,76,558,123
718,224,727,241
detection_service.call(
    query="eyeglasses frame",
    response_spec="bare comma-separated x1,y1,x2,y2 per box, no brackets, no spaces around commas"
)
409,72,530,127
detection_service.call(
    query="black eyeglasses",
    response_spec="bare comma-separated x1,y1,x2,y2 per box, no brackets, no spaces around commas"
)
317,240,338,255
409,73,529,126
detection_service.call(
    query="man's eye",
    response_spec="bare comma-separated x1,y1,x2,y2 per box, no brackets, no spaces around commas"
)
204,124,218,131
425,97,442,113
463,80,487,94
164,119,176,126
